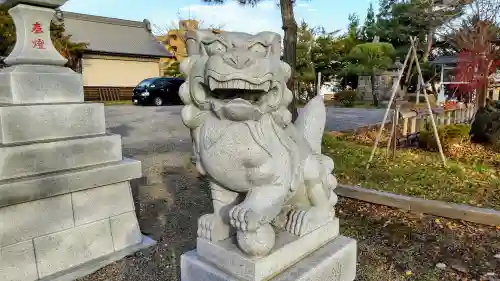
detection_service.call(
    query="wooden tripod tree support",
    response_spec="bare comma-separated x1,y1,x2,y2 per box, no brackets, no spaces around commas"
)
366,37,447,169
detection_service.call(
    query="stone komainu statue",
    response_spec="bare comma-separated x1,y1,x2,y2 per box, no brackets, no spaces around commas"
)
178,29,338,257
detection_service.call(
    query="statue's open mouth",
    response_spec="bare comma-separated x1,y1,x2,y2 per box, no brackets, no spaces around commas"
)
206,73,273,104
204,72,278,121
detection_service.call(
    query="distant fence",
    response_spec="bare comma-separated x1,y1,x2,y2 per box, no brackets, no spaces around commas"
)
83,87,134,102
398,103,475,136
342,103,476,147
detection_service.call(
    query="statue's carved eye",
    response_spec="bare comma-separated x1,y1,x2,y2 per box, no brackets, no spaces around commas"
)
249,43,267,54
205,41,227,55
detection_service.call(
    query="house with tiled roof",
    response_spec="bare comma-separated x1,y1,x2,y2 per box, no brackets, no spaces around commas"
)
60,11,173,101
489,70,500,100
431,54,500,101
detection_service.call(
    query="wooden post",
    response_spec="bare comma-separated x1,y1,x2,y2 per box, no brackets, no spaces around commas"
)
410,37,446,166
445,110,451,125
402,117,409,137
410,115,417,134
367,42,413,168
392,102,401,158
416,76,421,105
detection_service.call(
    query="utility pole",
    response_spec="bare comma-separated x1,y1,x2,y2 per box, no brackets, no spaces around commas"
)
316,72,322,96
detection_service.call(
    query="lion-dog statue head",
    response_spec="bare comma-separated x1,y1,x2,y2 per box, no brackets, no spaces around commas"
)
178,30,293,128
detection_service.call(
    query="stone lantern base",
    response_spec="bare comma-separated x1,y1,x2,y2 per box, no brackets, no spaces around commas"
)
0,2,153,281
0,63,154,281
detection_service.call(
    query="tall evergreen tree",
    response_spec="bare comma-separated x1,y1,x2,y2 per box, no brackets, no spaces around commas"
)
362,3,377,42
342,13,361,54
374,0,466,59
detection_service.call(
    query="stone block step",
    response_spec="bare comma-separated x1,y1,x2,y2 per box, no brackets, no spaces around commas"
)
0,240,38,281
0,182,138,248
35,219,115,278
0,158,141,208
0,103,106,144
33,213,142,278
0,64,84,104
0,134,122,181
0,220,150,281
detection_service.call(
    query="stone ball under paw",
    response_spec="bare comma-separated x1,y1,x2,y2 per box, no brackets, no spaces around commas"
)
237,224,276,257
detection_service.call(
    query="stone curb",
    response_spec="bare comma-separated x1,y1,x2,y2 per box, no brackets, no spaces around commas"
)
336,184,500,226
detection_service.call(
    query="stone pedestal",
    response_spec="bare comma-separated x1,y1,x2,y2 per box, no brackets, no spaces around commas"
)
181,219,357,281
0,1,153,281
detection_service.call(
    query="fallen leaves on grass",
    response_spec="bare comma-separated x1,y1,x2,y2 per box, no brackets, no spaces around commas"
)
322,135,500,209
336,126,500,167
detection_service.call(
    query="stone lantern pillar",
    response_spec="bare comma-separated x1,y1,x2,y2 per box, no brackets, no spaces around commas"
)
390,57,404,99
0,1,154,280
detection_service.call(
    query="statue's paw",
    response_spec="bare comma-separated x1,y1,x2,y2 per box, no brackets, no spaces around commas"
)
229,205,263,232
285,209,308,236
286,207,333,236
197,213,226,241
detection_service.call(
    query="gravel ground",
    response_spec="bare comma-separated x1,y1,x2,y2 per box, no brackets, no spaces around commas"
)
78,104,386,281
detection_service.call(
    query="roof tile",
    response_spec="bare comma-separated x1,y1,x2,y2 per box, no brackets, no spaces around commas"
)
61,12,173,58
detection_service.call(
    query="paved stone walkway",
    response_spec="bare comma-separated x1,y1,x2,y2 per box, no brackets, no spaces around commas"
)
324,107,386,132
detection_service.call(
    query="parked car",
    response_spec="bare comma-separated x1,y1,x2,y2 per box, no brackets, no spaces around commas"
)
132,77,185,106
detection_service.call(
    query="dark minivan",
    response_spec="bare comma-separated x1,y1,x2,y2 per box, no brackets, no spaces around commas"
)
132,77,185,106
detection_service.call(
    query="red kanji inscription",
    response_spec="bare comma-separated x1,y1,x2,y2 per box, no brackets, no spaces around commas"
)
32,22,43,34
32,38,45,49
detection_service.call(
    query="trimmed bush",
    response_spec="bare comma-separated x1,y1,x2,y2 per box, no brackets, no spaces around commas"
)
334,90,358,107
418,124,470,151
470,100,500,151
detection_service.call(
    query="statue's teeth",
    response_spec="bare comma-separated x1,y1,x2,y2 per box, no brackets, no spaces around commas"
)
209,77,217,91
260,81,271,92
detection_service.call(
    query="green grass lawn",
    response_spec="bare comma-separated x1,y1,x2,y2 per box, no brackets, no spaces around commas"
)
322,134,500,209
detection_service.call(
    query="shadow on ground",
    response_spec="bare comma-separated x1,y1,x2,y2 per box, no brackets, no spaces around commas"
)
108,124,134,137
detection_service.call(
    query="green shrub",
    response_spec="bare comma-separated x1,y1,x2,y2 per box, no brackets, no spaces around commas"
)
418,124,470,151
334,90,357,107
